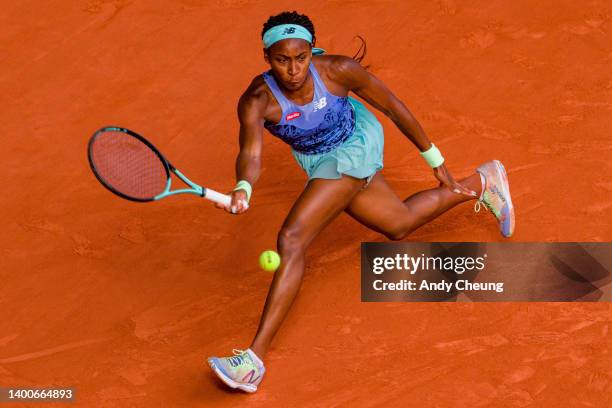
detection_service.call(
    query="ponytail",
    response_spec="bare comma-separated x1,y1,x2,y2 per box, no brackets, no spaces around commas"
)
351,35,369,68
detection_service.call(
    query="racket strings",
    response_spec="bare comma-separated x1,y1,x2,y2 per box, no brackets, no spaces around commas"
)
90,131,168,200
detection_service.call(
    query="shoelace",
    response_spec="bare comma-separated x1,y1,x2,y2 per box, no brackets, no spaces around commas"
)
475,196,498,213
227,349,248,367
225,349,263,384
474,200,486,213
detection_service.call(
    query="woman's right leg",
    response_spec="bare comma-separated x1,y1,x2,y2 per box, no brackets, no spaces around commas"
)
249,175,367,359
208,175,367,392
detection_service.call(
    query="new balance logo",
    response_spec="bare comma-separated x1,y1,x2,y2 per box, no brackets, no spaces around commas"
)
491,186,506,203
242,369,260,383
313,97,327,111
282,27,296,35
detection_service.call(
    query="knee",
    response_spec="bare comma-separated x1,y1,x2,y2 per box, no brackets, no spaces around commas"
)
277,225,307,256
386,231,407,241
385,225,414,241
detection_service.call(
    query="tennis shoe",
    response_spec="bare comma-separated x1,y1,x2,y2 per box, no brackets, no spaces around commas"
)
475,160,515,237
207,348,265,393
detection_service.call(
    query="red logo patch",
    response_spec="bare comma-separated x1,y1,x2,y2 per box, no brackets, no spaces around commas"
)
286,112,301,121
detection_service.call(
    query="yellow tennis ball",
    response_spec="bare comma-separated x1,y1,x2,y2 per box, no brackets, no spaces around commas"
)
259,250,281,272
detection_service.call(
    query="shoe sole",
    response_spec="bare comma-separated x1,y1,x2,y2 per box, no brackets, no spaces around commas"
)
207,358,257,393
492,160,515,237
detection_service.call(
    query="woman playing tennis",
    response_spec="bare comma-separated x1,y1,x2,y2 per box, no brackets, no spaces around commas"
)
208,11,514,393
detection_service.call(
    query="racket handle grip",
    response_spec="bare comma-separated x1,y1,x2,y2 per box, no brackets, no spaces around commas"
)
203,188,232,206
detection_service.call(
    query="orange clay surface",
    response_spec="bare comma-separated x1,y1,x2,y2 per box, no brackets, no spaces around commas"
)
2,1,611,407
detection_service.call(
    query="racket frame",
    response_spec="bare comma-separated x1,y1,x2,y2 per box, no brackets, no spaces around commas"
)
88,126,231,206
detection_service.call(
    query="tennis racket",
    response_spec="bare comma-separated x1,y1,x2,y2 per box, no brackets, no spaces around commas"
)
88,126,232,207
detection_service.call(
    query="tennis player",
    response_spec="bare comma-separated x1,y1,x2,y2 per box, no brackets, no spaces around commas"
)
208,11,514,393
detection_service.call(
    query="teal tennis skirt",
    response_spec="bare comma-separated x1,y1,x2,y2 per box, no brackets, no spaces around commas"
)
291,97,384,181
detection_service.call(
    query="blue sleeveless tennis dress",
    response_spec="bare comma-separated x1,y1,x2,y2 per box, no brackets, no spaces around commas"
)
262,62,384,180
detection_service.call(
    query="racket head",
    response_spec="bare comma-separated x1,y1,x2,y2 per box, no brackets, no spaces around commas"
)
88,126,171,202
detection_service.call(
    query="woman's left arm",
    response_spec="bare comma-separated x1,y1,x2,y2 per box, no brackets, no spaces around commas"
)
328,56,431,151
328,56,477,196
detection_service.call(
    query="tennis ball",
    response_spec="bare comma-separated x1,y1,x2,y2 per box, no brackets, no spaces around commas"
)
259,250,281,272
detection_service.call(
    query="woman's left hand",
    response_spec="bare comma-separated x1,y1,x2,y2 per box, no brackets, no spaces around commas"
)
433,163,478,197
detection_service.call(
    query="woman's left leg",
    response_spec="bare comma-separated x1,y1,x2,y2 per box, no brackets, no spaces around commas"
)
345,172,482,240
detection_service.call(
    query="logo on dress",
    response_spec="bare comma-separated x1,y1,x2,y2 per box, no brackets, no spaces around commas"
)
313,97,327,111
286,111,301,121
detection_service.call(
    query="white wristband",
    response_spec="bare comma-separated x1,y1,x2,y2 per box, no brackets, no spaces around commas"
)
419,143,445,168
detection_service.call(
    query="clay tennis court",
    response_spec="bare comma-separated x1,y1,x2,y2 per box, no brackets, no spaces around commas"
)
2,0,611,406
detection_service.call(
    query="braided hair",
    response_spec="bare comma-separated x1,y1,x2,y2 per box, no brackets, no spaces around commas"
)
262,11,366,63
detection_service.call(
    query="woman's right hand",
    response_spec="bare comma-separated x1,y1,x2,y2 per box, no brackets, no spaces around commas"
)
215,189,249,214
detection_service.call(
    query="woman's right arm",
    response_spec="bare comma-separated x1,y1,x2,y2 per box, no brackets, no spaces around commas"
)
223,89,267,214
